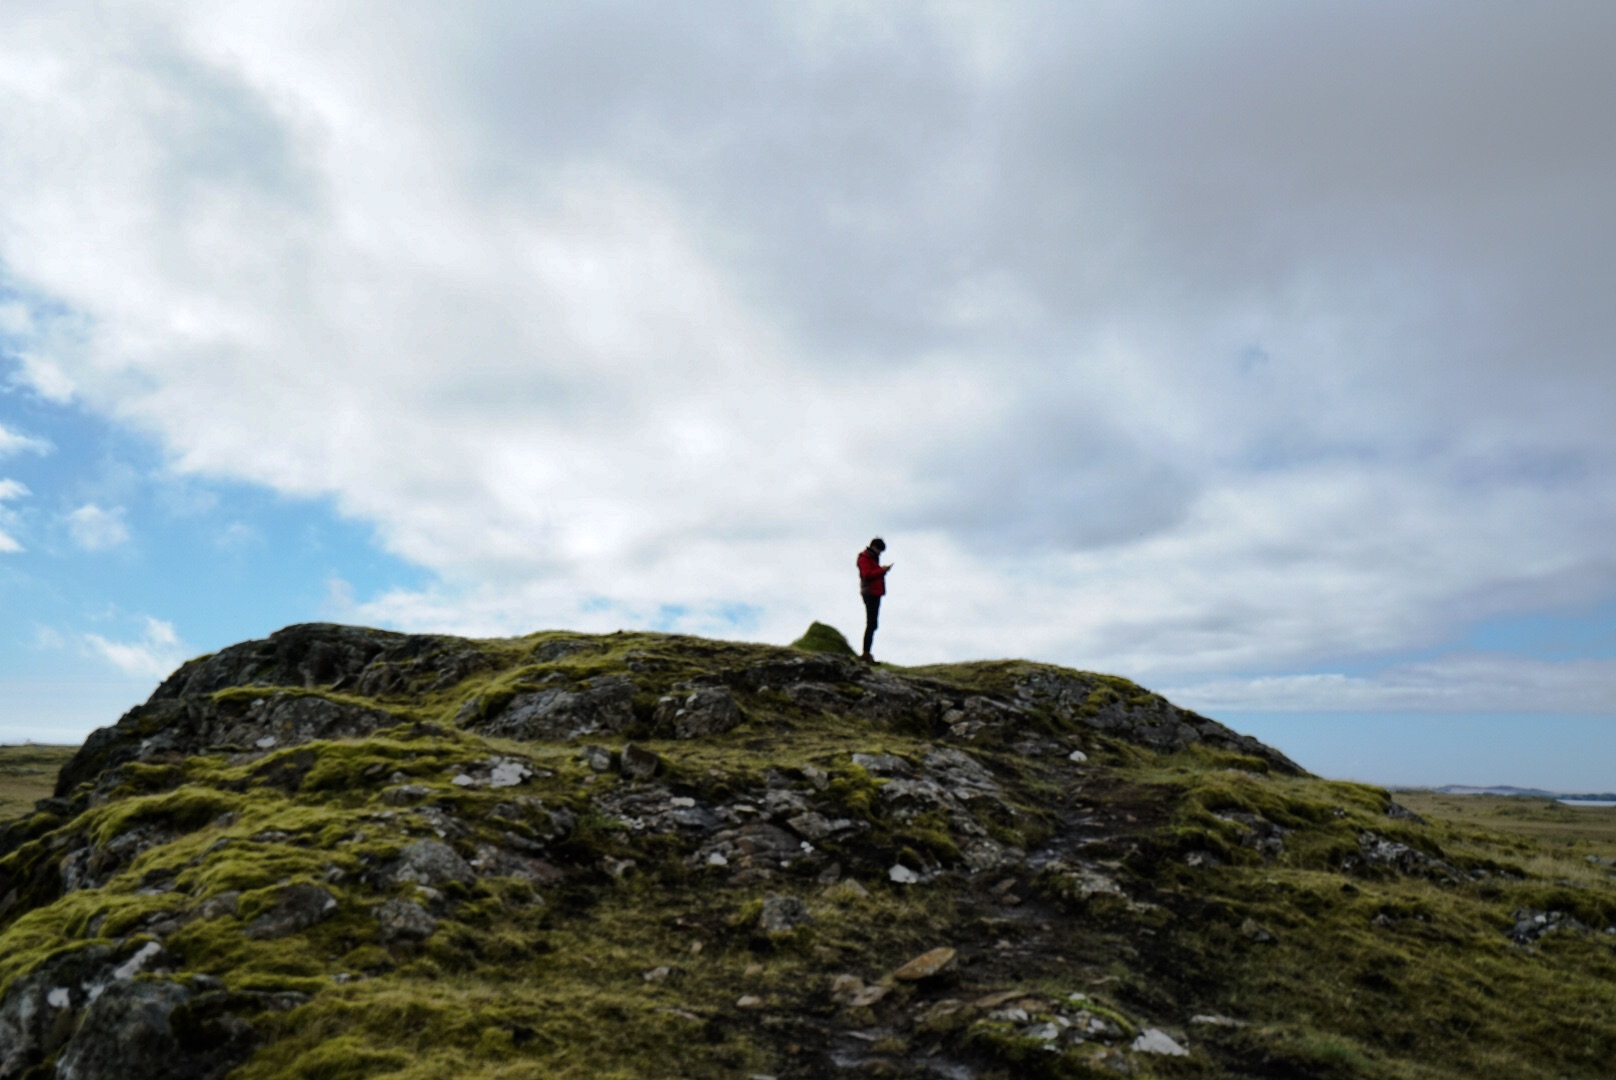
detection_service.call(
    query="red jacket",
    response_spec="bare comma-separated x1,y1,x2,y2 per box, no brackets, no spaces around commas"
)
858,548,888,596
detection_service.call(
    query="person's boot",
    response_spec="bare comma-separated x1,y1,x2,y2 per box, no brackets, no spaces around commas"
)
860,652,875,664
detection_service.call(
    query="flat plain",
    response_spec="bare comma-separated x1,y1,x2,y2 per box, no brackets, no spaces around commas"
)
0,743,77,820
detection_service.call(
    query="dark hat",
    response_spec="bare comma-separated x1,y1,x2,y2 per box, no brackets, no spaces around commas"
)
869,537,886,552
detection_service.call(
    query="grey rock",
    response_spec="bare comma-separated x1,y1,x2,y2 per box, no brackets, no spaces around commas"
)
620,744,661,780
55,977,251,1080
472,675,637,741
851,752,912,776
757,894,814,933
784,812,858,841
376,898,438,943
0,946,113,1078
1347,831,1459,881
655,687,743,739
394,839,473,886
245,883,339,940
1132,1028,1189,1056
579,745,614,772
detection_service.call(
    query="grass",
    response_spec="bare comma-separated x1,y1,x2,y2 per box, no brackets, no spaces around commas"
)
0,744,77,819
1394,790,1616,857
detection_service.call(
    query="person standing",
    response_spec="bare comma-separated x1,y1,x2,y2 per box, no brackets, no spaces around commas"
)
857,537,892,663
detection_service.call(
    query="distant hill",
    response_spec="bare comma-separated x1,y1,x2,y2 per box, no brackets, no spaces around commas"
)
2,622,1613,1078
1404,784,1616,801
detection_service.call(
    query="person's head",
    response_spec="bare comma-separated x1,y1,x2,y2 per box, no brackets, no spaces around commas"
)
869,537,886,554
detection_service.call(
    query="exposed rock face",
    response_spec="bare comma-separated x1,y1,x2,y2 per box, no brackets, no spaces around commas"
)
466,674,637,741
654,686,742,739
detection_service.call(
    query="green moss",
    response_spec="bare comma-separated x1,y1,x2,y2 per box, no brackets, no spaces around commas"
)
790,622,857,656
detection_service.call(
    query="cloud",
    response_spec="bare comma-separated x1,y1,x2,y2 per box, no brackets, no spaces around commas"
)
83,616,184,678
65,504,130,552
1165,654,1616,716
0,1,1613,712
0,422,49,458
0,477,27,552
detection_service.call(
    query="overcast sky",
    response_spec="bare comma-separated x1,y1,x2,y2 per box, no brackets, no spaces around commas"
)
1,1,1612,790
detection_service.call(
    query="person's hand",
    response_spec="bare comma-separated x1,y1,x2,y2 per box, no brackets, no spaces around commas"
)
883,563,894,571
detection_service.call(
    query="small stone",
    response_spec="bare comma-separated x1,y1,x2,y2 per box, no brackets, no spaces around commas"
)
757,894,814,933
851,752,911,776
830,973,863,1003
1240,917,1275,944
642,966,673,983
849,984,889,1007
376,898,437,943
745,962,765,977
891,946,957,981
689,941,703,955
1132,1028,1189,1056
396,839,474,886
488,760,532,788
801,765,830,791
736,994,764,1010
620,744,661,780
1067,749,1088,763
889,864,919,885
580,745,613,772
670,796,696,808
255,736,278,749
1190,1014,1244,1027
707,852,729,867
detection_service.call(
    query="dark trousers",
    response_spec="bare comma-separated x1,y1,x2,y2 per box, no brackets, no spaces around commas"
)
862,594,881,656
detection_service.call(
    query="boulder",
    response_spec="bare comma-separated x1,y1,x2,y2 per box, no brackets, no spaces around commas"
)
392,840,473,887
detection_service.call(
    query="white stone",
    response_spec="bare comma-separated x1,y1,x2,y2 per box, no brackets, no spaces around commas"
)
707,852,729,867
451,774,475,787
488,761,531,788
1067,749,1088,763
669,796,696,808
889,864,920,885
47,987,70,1009
113,941,163,981
1131,1028,1189,1056
256,736,278,749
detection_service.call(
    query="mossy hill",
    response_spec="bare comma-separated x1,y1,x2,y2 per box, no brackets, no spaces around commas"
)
2,624,1613,1079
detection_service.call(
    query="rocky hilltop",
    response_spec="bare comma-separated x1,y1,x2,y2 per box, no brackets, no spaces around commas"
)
1,624,1612,1079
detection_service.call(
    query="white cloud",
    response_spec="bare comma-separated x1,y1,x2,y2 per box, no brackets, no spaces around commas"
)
83,616,184,678
1166,655,1616,716
7,353,75,402
65,504,130,551
0,2,1614,713
0,422,49,458
0,477,27,552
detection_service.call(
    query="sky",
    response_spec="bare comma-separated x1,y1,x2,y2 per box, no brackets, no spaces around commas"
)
0,1,1612,791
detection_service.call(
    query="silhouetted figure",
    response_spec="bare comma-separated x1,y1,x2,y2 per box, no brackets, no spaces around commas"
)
857,537,892,663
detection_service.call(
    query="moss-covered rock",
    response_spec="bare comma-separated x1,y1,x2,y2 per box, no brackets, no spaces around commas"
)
1,624,1612,1079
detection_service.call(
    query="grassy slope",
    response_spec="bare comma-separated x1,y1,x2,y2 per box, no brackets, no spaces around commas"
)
1,633,1612,1079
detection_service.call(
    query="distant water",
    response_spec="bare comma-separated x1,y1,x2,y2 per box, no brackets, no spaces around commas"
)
1559,800,1616,808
